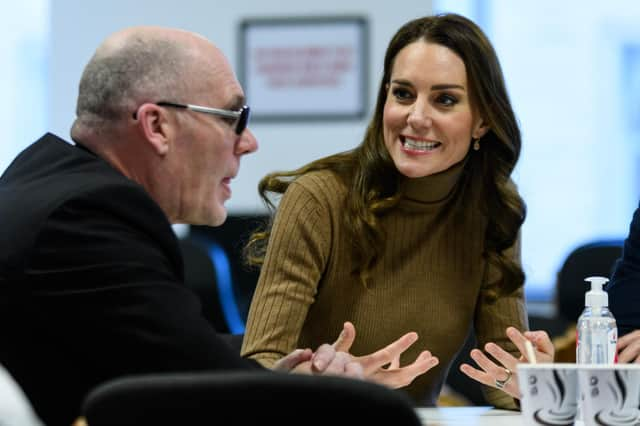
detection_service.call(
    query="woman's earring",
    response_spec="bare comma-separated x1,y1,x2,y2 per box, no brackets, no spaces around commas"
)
473,138,481,151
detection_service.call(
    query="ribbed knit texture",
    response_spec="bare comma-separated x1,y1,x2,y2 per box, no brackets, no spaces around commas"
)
241,162,527,408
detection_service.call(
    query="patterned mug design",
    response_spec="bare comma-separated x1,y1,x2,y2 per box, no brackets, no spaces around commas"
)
521,368,578,426
583,370,640,426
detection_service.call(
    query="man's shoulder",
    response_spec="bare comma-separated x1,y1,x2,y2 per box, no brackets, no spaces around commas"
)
1,133,134,190
1,133,148,220
0,133,166,270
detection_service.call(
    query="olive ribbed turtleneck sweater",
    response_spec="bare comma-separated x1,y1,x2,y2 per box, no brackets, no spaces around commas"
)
241,162,527,408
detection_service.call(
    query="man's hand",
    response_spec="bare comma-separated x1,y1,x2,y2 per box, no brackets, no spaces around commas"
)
617,330,640,363
273,348,314,372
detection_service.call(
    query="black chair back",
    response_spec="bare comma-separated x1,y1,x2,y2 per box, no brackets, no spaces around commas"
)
81,371,422,426
556,240,623,323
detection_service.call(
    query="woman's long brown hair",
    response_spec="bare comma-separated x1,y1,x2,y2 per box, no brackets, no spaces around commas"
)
244,13,526,299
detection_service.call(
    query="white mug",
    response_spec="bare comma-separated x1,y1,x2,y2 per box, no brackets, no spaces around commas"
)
579,364,640,426
517,363,579,426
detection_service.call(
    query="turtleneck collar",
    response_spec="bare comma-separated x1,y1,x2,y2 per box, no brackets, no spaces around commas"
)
397,159,466,210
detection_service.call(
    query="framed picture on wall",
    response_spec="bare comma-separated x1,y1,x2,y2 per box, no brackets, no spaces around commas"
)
238,16,369,121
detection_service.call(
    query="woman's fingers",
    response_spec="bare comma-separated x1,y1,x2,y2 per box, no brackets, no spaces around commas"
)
329,328,436,388
505,327,530,359
522,329,554,361
484,342,519,372
393,351,439,387
388,354,401,370
460,349,521,398
369,351,439,389
355,332,418,374
460,361,493,387
469,348,508,381
458,327,553,400
507,327,554,363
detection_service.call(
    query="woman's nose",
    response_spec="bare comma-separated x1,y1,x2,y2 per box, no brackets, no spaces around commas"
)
406,103,433,129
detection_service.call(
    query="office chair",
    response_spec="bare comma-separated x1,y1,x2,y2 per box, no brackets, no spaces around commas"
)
179,237,245,352
556,239,623,324
552,239,623,362
179,238,230,333
80,371,422,426
190,216,268,333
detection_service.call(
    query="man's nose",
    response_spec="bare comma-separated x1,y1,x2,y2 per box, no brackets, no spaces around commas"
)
236,128,258,155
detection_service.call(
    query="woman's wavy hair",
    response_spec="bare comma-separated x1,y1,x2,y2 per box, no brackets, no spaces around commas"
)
245,13,526,299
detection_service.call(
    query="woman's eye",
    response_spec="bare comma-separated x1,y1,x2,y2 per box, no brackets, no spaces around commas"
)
391,87,414,101
436,93,458,106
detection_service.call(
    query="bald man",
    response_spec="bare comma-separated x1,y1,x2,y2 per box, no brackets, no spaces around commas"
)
0,27,435,425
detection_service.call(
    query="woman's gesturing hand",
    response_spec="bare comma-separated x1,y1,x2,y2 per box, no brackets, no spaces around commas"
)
459,326,554,399
280,321,438,388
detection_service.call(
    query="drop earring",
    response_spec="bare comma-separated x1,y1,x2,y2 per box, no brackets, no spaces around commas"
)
473,138,481,151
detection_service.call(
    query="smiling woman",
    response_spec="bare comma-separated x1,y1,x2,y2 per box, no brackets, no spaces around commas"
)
382,41,488,178
241,13,527,409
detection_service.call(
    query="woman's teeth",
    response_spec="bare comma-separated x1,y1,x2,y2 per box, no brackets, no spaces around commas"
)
403,138,441,151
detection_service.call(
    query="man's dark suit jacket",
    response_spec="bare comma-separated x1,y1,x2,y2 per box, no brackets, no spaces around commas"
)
607,201,640,336
0,133,259,425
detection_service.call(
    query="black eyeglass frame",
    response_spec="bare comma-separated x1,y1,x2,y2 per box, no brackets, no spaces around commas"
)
155,101,250,135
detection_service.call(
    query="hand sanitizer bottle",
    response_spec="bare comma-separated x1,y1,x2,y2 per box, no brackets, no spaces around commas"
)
576,276,617,364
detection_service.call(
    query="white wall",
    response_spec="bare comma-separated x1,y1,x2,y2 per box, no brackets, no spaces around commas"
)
0,1,48,174
50,0,433,213
489,1,640,293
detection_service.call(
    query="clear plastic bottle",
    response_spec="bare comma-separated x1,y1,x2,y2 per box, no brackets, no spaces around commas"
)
576,276,617,364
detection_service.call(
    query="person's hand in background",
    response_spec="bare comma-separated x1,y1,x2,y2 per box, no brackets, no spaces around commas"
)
617,330,640,363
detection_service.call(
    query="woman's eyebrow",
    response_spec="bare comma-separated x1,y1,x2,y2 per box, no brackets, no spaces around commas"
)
431,84,465,91
390,80,465,91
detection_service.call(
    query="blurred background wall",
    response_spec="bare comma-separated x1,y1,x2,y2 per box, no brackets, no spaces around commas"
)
3,0,640,311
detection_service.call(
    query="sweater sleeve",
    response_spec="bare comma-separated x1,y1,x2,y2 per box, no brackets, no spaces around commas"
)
474,234,529,410
241,178,332,366
607,203,640,336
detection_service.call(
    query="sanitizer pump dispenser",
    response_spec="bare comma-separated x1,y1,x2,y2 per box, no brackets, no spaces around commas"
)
576,276,617,364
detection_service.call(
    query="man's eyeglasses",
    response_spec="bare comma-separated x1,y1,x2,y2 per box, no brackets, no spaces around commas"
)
153,101,250,135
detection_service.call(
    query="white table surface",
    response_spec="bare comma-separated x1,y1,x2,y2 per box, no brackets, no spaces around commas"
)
415,406,523,426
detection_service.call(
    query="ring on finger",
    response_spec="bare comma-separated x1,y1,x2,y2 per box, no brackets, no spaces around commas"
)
494,367,512,389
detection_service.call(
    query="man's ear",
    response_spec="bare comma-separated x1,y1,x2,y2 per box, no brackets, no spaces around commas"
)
472,119,490,140
135,104,171,156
